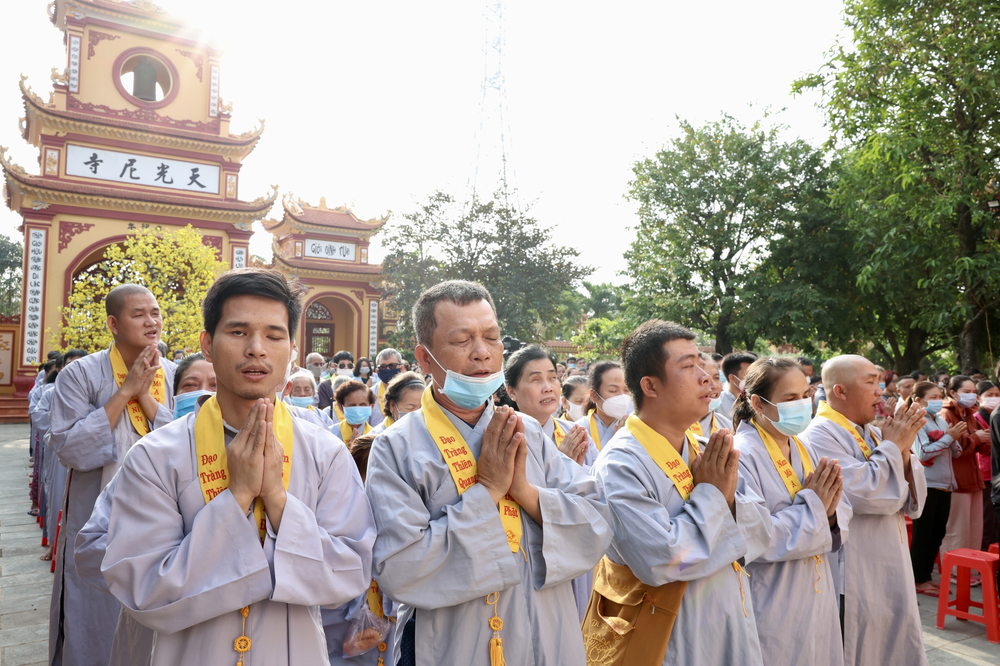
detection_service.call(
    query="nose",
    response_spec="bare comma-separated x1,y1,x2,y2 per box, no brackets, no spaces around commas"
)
245,331,267,358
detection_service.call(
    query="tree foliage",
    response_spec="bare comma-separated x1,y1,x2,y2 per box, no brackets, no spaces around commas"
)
55,225,228,352
381,191,591,352
795,0,1000,372
626,114,833,355
0,235,22,318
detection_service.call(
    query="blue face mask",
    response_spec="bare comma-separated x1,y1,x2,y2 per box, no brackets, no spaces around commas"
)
174,390,213,420
879,382,886,391
761,397,813,436
343,405,372,424
425,348,504,410
377,367,401,384
925,399,943,415
288,395,314,409
708,395,723,413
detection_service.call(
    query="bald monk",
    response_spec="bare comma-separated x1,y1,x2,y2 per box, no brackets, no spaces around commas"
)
101,268,374,664
47,284,175,666
802,354,928,666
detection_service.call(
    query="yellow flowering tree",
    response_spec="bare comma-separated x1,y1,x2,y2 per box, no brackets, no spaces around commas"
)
54,225,228,352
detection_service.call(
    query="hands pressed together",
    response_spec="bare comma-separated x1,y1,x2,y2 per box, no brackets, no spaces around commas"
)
691,429,739,515
880,402,927,463
227,399,288,531
802,457,843,519
477,405,543,524
557,425,590,466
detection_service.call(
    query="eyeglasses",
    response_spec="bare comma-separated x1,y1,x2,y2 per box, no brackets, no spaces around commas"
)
378,363,400,371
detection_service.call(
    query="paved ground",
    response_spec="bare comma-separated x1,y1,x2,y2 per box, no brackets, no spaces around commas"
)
0,423,995,665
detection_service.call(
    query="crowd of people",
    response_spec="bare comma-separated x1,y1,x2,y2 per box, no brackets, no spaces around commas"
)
21,268,1000,666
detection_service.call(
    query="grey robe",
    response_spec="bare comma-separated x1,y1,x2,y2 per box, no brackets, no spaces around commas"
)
802,415,928,666
573,412,619,452
366,403,612,666
735,421,852,666
102,405,376,665
592,424,773,666
31,385,66,544
541,415,599,621
47,349,175,666
696,410,733,436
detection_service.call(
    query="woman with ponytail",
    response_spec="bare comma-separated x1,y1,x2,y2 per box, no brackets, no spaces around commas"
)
576,360,630,451
732,357,849,666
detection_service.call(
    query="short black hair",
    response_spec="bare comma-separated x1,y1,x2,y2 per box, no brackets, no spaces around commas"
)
619,320,696,411
64,349,87,363
332,350,354,364
909,369,925,381
412,280,496,347
711,353,723,363
504,345,557,390
722,351,758,382
202,268,304,338
796,356,814,368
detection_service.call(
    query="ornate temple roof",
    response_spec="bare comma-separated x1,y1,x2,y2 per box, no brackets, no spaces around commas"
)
263,195,388,236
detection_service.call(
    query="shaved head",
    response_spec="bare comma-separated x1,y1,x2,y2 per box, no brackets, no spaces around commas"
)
823,354,883,425
821,354,876,389
106,284,154,318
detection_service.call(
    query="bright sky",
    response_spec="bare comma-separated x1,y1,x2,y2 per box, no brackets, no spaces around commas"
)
0,0,846,285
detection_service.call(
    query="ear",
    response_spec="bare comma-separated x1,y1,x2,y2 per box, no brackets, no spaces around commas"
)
639,375,659,402
414,344,432,369
505,385,517,403
199,330,212,362
106,315,118,336
831,383,847,400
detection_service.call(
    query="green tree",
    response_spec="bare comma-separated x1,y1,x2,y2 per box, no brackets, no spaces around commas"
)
54,225,228,352
381,191,591,347
0,235,22,318
626,114,827,354
795,0,1000,373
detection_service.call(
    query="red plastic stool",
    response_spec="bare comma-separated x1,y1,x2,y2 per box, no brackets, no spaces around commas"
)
937,548,1000,643
50,509,61,574
990,543,998,556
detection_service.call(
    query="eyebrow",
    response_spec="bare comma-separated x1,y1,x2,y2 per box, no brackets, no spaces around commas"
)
677,352,698,363
223,321,288,333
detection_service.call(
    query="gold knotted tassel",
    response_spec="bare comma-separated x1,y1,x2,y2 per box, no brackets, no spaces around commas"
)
234,605,252,666
732,562,750,617
377,641,387,666
486,592,507,666
897,513,905,544
811,555,823,594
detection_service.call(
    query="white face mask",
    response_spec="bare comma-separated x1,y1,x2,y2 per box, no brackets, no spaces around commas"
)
981,396,1000,412
600,393,633,420
565,401,586,422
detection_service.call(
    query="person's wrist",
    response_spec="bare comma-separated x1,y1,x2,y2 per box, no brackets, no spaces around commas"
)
229,486,255,513
261,485,286,506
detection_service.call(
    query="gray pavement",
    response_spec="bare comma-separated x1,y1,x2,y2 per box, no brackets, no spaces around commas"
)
0,423,996,665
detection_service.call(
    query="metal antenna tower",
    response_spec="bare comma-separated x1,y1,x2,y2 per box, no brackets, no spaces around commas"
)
467,0,520,210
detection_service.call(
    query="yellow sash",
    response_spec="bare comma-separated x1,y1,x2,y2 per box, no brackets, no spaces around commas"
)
339,419,372,443
377,381,387,411
816,401,880,460
383,415,395,429
688,413,718,438
421,387,522,552
589,411,603,451
627,415,750,613
420,386,518,666
625,415,701,500
751,419,814,499
332,402,345,422
552,419,566,446
109,343,166,436
194,396,294,663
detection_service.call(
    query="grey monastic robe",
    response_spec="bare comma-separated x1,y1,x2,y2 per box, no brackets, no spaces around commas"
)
592,424,773,666
47,349,175,666
573,412,619,452
802,414,928,666
101,403,376,665
541,415,599,621
735,420,852,666
31,384,66,544
696,410,733,436
366,402,612,666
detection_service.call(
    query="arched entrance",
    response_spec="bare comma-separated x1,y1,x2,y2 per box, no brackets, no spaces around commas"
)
304,295,358,358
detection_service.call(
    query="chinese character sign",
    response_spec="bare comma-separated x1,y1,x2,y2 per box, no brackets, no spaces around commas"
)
233,247,246,269
304,239,357,262
23,229,45,365
65,144,220,194
369,300,379,358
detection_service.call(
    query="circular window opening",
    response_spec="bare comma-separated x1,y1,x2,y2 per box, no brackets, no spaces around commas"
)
119,54,171,103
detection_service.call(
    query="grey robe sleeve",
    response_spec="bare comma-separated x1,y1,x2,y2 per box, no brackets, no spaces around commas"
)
739,458,831,563
733,474,774,565
49,361,117,471
524,422,612,589
75,473,117,592
365,437,522,609
102,445,274,634
29,387,53,434
261,445,375,608
597,449,748,586
809,427,915,516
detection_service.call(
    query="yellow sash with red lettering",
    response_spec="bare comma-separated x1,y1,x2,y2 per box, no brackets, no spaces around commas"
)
817,401,880,460
420,387,522,552
688,413,718,438
194,396,294,663
194,396,294,542
420,386,519,665
751,419,814,499
109,343,166,436
625,415,700,500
